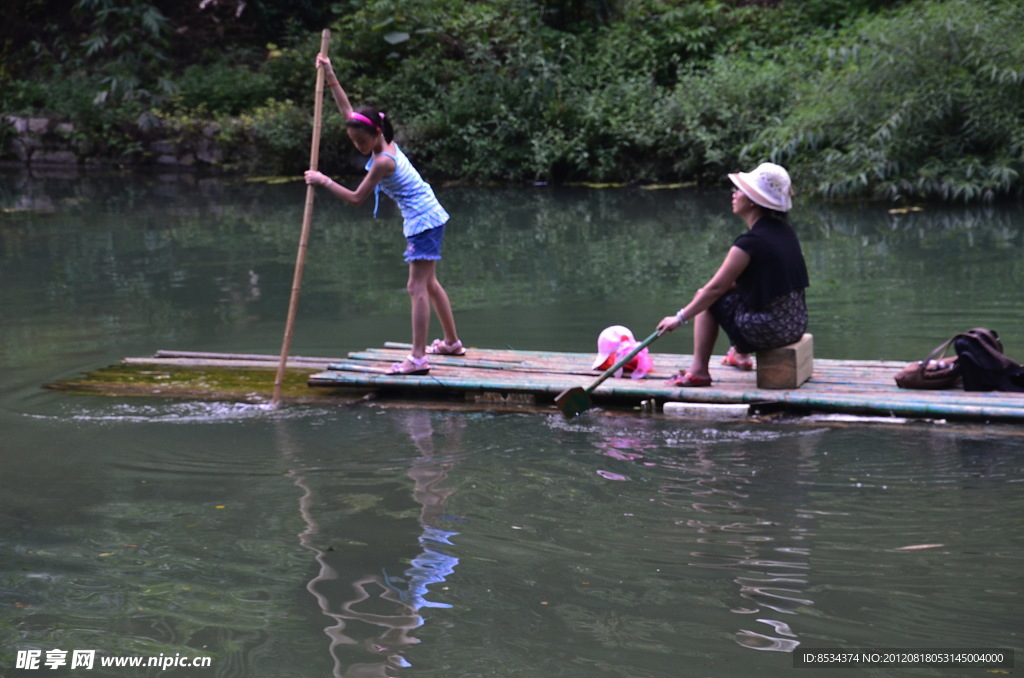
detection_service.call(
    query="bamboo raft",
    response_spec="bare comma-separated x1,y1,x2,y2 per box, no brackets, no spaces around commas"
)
308,343,1024,422
49,343,1024,424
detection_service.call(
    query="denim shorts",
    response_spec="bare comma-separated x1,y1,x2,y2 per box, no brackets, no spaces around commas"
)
404,225,445,262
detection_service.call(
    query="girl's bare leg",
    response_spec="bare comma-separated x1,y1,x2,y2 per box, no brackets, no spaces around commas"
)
407,261,435,359
427,276,459,346
408,260,460,356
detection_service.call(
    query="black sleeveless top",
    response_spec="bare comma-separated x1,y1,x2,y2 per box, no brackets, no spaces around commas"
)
732,215,809,311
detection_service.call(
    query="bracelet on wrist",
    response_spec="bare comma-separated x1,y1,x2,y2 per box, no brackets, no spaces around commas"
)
676,310,688,324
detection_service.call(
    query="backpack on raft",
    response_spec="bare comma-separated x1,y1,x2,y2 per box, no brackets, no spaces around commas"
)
953,328,1024,393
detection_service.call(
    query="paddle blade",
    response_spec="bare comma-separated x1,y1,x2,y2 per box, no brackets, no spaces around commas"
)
555,386,592,418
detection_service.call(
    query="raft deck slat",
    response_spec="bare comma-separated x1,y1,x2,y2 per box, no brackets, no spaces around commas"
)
307,343,1024,422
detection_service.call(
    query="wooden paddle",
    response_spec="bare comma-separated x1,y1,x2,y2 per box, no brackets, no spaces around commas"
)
272,28,331,406
555,329,662,418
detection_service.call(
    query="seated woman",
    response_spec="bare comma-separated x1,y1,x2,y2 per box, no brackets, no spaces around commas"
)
656,162,809,386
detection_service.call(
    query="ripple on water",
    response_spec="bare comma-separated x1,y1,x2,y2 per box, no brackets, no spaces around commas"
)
39,400,320,424
20,400,344,478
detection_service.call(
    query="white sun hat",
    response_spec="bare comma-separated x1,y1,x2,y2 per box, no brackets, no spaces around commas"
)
728,162,793,212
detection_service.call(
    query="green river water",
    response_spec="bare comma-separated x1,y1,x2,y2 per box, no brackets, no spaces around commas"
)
1,168,1022,677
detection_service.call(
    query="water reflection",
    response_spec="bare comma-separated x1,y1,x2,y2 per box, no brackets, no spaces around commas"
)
587,421,822,655
283,412,461,677
681,435,819,653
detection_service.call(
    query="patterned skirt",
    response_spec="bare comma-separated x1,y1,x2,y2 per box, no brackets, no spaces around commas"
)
710,289,808,354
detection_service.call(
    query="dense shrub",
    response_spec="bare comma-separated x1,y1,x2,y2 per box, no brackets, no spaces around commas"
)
3,0,1023,203
327,0,919,187
171,55,278,117
659,52,797,183
748,0,1024,203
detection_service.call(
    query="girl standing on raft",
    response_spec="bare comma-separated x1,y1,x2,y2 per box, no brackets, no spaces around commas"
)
304,55,464,376
656,162,809,386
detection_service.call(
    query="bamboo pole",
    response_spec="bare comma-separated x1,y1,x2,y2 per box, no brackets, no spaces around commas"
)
272,29,331,406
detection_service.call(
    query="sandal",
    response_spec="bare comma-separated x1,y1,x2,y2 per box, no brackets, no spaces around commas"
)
665,372,713,387
388,355,430,376
721,347,754,371
426,338,466,356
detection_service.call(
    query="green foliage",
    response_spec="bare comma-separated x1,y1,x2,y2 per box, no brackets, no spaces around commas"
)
0,80,50,113
223,98,354,174
748,0,1024,203
781,0,908,29
325,0,591,97
72,0,174,105
604,1,756,87
170,53,278,116
325,0,922,187
537,0,623,29
3,0,1023,203
164,37,327,116
663,52,796,181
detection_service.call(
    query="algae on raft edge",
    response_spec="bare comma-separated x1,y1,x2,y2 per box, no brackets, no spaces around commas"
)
45,363,331,403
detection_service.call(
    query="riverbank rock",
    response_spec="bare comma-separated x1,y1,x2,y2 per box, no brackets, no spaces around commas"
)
1,114,253,170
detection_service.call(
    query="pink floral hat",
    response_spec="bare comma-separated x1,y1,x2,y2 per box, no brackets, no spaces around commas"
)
592,325,654,379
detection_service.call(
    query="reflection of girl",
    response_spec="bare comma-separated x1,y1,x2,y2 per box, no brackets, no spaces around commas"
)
657,163,809,386
333,412,461,676
382,525,459,611
393,412,460,611
304,55,464,376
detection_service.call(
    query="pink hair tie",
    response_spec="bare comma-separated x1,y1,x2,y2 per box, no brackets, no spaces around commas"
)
348,111,380,130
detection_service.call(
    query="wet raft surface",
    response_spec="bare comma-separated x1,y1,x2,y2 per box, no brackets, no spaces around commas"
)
307,343,1024,423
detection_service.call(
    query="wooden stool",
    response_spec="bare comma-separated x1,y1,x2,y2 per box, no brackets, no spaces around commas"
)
756,333,814,389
